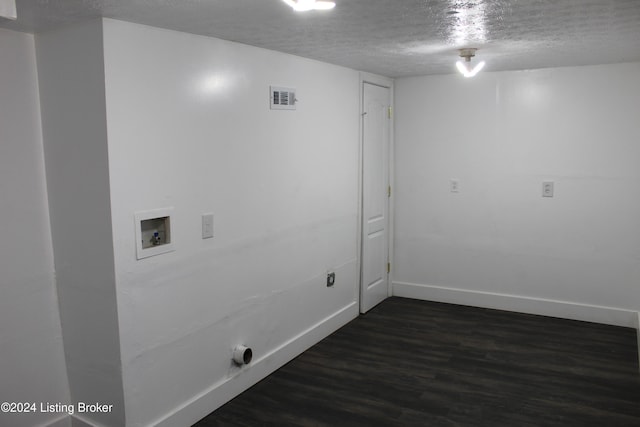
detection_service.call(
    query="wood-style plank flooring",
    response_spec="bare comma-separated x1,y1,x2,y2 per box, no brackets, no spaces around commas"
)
193,297,640,426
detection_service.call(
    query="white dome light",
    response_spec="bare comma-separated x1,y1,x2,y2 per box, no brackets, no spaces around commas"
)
282,0,336,12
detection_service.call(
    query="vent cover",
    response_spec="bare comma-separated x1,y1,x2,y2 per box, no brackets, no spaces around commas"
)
270,86,297,110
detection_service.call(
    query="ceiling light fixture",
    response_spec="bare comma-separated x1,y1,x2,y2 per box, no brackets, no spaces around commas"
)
282,0,336,12
456,48,485,78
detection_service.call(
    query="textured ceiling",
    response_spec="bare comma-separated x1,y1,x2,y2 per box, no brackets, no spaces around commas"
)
2,0,640,77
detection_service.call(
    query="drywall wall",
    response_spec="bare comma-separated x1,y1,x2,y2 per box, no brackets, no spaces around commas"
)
102,19,360,426
0,28,70,427
35,21,125,427
394,63,640,326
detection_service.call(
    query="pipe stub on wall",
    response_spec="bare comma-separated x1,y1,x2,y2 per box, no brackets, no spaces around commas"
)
232,345,253,365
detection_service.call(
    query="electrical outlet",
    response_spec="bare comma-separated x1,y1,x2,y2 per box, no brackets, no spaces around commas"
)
202,213,214,239
327,272,335,287
542,181,554,198
450,179,460,193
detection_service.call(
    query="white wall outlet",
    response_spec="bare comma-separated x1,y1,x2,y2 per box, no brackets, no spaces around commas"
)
202,213,214,239
542,181,554,198
450,179,460,193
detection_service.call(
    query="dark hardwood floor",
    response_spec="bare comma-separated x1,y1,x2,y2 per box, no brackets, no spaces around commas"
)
194,297,640,426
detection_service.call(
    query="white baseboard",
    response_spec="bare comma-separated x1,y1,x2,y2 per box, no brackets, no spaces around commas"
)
37,407,113,427
39,414,100,427
39,415,70,427
69,414,113,427
153,301,359,427
392,281,638,328
70,417,95,427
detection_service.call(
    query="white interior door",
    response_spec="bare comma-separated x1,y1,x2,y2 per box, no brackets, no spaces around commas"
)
360,82,390,313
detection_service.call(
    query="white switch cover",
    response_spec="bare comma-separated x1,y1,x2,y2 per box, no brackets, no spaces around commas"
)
202,213,214,239
450,179,460,193
542,181,554,198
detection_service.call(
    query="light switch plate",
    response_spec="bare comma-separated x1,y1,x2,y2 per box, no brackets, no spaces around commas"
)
202,213,214,239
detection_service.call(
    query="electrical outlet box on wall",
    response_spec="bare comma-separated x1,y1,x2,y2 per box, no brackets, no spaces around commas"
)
134,207,175,259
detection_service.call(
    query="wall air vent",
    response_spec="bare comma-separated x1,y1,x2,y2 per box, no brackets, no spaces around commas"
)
270,86,297,110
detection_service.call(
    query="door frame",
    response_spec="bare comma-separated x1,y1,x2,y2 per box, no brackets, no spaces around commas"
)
357,72,395,313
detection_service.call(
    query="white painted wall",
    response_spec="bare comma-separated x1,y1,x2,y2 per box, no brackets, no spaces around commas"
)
0,28,70,427
394,63,640,326
102,19,360,426
35,21,125,427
